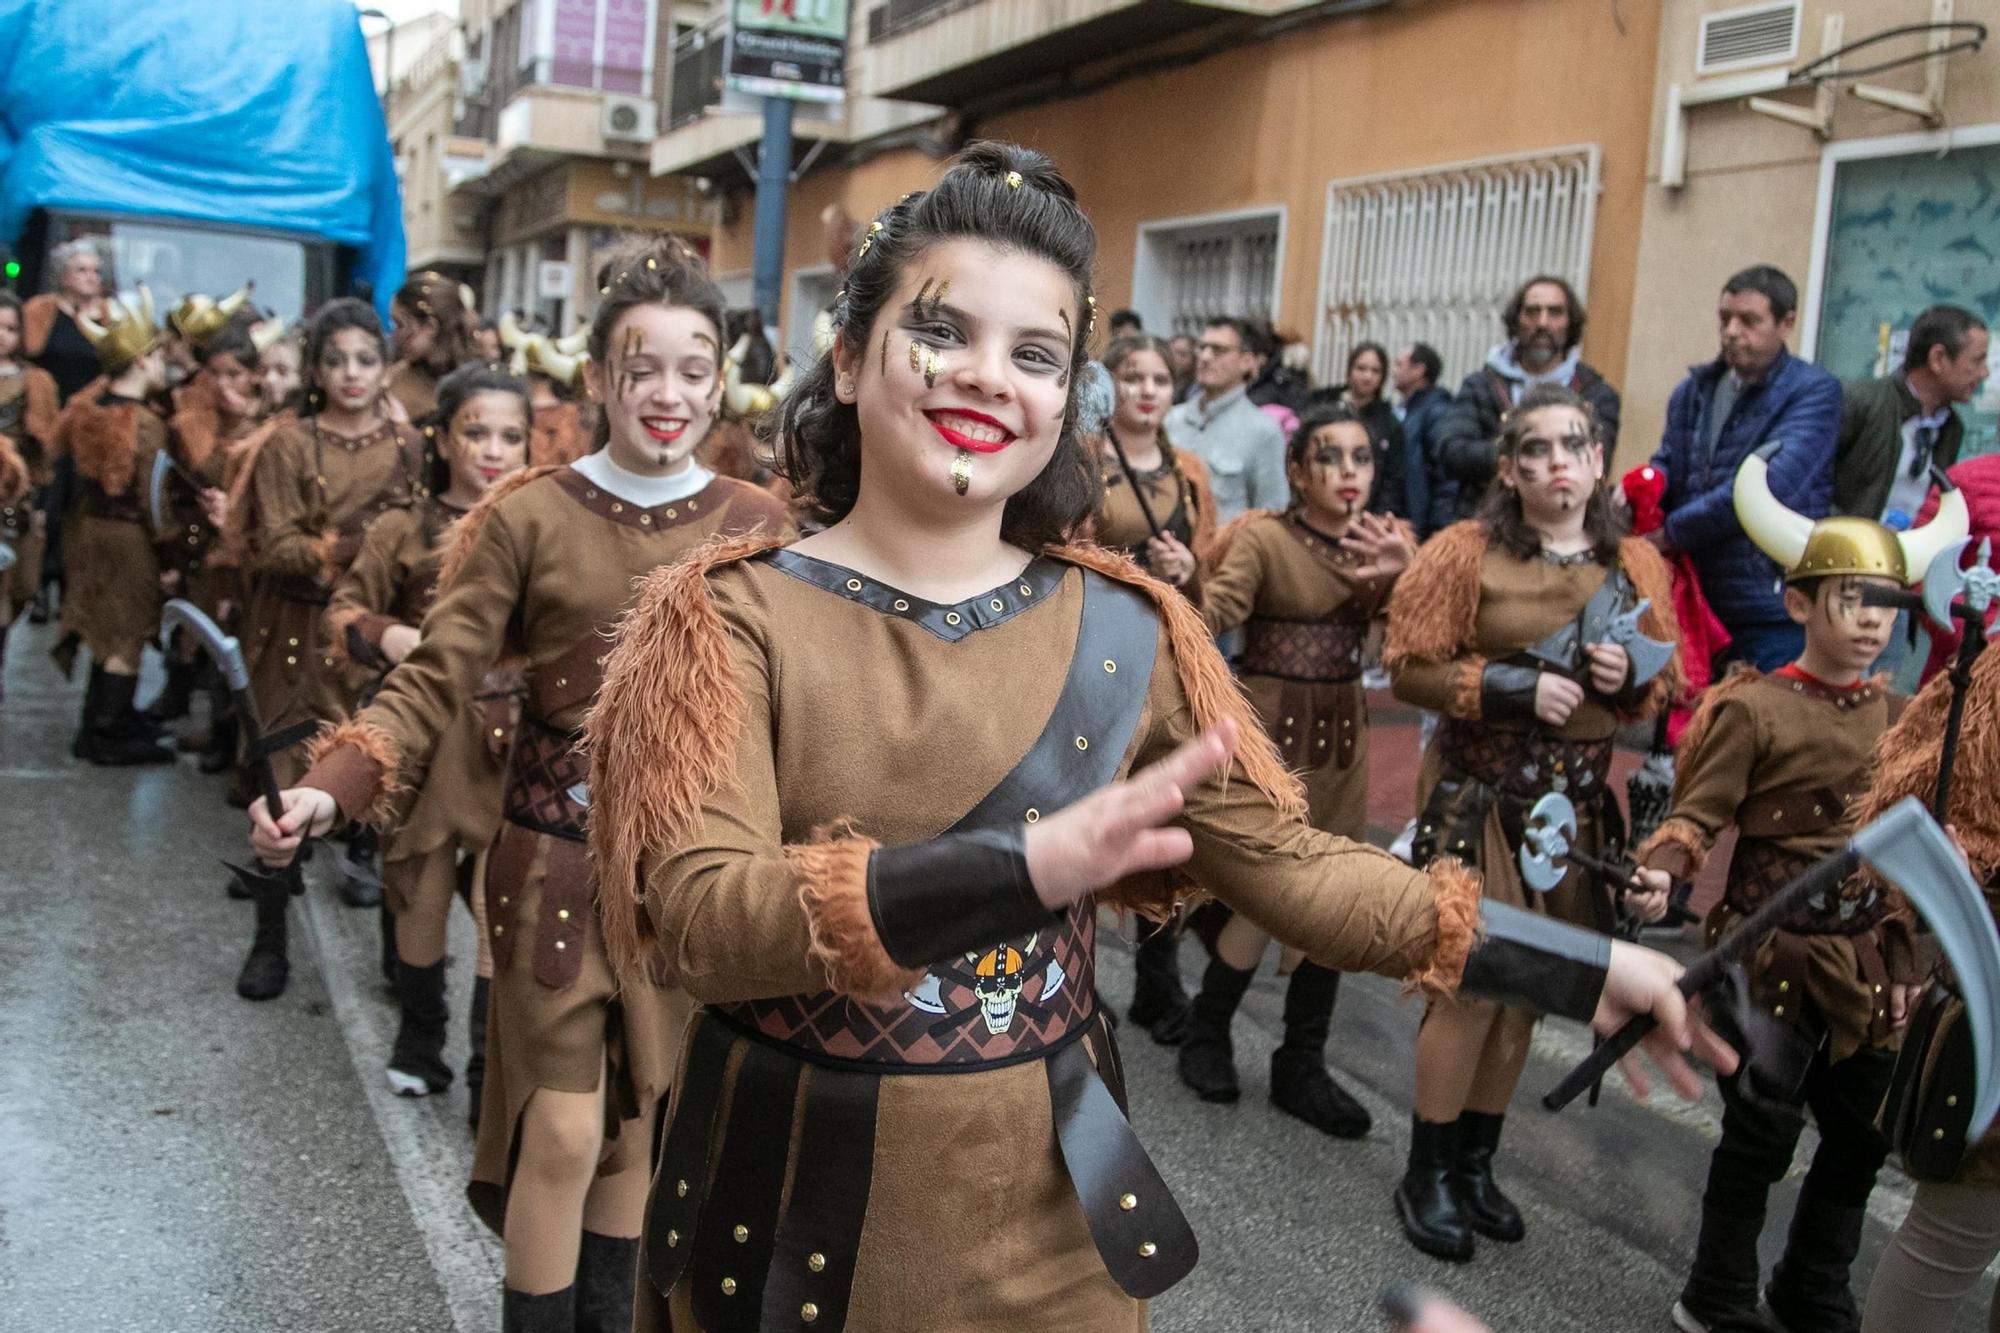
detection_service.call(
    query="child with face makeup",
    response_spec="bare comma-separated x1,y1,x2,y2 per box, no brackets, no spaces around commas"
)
1385,383,1683,1263
388,272,476,422
574,146,1731,1332
325,364,533,1108
1637,452,1964,1333
0,291,61,694
1176,405,1413,1138
249,240,790,1333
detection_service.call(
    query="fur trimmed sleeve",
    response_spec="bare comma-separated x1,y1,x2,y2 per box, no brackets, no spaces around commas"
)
299,717,406,828
1615,535,1686,719
1635,670,1765,879
1855,650,2000,886
1384,520,1490,718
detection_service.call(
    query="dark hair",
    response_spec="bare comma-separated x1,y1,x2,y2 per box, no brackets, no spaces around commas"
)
586,235,729,452
424,362,532,492
303,298,389,417
1102,334,1175,378
727,308,778,386
1108,308,1142,332
1202,316,1258,353
1475,382,1625,563
1905,304,1988,373
392,271,475,375
1722,265,1798,322
1405,341,1442,388
201,326,260,370
1345,340,1389,380
1285,403,1378,515
1503,275,1586,351
770,141,1101,548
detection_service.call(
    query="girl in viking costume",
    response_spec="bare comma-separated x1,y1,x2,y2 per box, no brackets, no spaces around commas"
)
0,291,61,693
324,363,532,1105
562,144,1719,1333
388,272,476,422
1857,647,2000,1333
1176,404,1412,1138
233,298,426,992
1636,453,1962,1333
249,238,791,1333
1089,332,1214,1046
52,290,177,765
1385,384,1682,1262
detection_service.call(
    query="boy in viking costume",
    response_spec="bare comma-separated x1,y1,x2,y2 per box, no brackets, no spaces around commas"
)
1639,446,1966,1333
52,290,176,764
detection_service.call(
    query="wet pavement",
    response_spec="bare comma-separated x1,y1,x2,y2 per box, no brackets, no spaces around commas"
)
2,620,1991,1331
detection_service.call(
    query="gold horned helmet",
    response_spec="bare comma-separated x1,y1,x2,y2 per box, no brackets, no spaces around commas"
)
248,316,292,355
77,287,163,373
166,283,253,351
1734,447,1968,585
722,332,798,418
496,311,588,387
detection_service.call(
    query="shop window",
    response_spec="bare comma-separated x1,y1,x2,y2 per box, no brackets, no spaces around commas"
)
1133,209,1284,338
1314,145,1600,390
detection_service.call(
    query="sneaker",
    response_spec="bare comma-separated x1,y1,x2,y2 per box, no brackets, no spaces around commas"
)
1388,817,1418,864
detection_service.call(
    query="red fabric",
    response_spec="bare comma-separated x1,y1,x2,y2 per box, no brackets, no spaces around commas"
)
1627,463,1729,746
1774,662,1867,693
1622,464,1667,536
1914,456,2000,684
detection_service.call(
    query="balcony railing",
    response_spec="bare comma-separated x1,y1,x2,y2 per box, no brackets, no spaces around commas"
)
669,20,728,129
865,0,976,43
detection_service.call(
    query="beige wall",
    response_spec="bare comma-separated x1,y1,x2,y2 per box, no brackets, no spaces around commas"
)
710,0,1662,377
1620,0,2000,467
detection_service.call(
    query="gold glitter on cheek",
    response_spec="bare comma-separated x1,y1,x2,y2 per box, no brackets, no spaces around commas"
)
951,448,972,496
922,349,943,389
908,339,922,374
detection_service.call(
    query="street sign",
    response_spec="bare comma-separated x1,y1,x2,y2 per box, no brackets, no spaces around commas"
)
537,260,573,301
727,0,848,103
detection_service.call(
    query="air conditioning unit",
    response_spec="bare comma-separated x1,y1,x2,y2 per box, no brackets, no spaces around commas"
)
1696,1,1801,76
601,95,658,144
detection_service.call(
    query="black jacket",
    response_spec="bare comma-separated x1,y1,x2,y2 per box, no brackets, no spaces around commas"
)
1434,359,1622,521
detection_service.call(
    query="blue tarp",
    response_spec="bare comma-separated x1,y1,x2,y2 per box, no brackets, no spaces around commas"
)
0,0,406,316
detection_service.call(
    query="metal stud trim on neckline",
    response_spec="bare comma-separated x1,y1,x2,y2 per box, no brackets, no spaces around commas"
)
762,549,1069,642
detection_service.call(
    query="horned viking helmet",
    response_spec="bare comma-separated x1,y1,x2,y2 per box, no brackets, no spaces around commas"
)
1734,446,1967,585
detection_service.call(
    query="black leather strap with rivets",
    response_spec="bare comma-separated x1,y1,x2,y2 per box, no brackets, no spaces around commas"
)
757,1063,880,1330
689,1038,801,1330
644,1012,734,1296
1459,901,1611,1023
764,547,1070,643
867,826,1049,969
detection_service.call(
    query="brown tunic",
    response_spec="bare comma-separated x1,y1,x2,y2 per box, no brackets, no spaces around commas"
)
529,400,590,468
1638,668,1916,1062
52,389,169,664
165,373,259,616
325,497,518,875
1387,521,1680,928
240,416,425,762
0,365,59,622
300,467,793,1231
589,542,1480,1331
1092,437,1216,575
385,360,439,423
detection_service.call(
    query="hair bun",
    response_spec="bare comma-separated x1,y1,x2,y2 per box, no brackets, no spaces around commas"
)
946,141,1077,204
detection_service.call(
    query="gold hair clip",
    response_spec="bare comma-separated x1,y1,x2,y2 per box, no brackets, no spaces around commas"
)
1005,171,1023,189
645,257,658,270
869,221,884,233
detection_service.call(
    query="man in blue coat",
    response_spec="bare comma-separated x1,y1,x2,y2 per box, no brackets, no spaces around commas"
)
1647,265,1842,671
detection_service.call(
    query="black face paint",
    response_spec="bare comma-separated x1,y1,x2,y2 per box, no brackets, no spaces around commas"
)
879,329,889,380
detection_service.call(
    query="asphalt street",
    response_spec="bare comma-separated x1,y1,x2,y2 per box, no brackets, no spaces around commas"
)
2,620,1992,1332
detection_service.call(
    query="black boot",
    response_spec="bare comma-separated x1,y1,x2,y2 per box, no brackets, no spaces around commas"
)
574,1232,637,1333
1269,963,1371,1138
378,903,398,992
466,975,490,1132
236,883,291,1001
1450,1110,1524,1241
387,959,453,1096
1673,1200,1772,1332
1394,1115,1474,1261
78,670,175,765
1127,918,1190,1045
197,687,239,773
338,826,382,908
71,665,105,758
140,656,197,724
1764,1187,1867,1333
1178,956,1254,1102
503,1286,575,1333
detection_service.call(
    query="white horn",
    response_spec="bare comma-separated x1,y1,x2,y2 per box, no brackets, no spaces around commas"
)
497,310,527,351
217,284,252,317
1899,481,1971,584
552,328,590,357
1732,449,1814,572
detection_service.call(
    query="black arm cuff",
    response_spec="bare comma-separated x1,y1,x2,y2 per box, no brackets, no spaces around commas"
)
1480,663,1543,723
1458,901,1610,1022
866,826,1056,969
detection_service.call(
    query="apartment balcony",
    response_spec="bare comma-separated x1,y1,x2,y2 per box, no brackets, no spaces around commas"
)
454,60,661,199
858,0,1324,106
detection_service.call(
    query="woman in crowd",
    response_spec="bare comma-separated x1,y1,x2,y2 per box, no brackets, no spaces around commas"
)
388,271,477,422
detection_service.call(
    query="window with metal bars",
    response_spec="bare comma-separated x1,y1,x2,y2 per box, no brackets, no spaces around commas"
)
1133,211,1283,338
1313,146,1600,391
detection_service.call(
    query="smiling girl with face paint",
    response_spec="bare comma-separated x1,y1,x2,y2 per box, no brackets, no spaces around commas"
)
1177,405,1414,1138
248,240,791,1332
575,146,1735,1332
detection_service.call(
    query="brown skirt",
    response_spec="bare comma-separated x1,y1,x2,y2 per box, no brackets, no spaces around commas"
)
62,513,160,663
466,819,686,1233
4,519,42,623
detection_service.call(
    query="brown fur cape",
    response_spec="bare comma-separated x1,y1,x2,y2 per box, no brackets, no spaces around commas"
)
57,385,148,494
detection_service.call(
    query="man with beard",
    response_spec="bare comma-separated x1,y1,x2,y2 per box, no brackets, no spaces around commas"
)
1433,276,1621,521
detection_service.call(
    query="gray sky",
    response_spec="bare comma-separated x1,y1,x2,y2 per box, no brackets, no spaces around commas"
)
353,0,456,24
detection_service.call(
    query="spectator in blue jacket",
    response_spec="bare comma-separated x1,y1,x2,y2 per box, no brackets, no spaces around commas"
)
1646,265,1842,670
1393,341,1452,535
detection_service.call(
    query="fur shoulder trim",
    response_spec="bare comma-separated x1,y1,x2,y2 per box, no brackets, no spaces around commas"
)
170,375,226,471
22,295,57,359
1384,519,1487,669
0,433,28,505
1617,535,1687,715
218,416,289,559
22,367,59,450
435,464,566,591
60,392,141,494
1046,540,1306,826
586,529,790,979
1201,508,1280,573
1676,665,1764,763
1855,649,2000,878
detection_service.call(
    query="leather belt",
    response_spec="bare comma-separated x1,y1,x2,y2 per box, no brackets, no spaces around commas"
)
502,714,588,842
1238,615,1366,682
1436,716,1612,801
